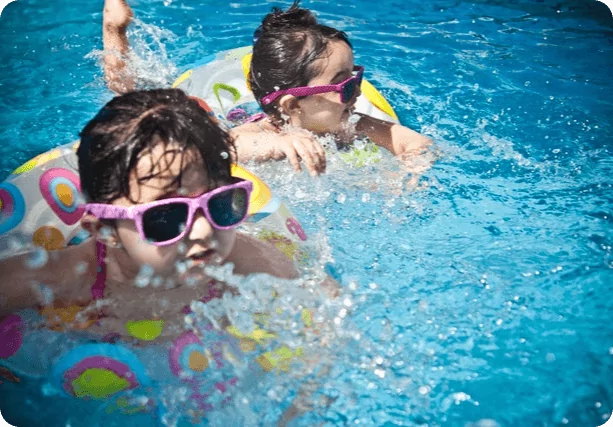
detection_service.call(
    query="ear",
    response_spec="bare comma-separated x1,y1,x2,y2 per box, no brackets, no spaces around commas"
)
277,94,302,121
81,214,120,247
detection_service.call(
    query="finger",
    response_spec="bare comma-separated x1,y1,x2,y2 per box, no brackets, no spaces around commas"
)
293,140,319,176
310,139,327,173
297,133,326,172
284,145,302,172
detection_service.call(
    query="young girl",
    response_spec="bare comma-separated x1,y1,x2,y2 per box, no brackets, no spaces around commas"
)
101,0,432,177
233,1,432,175
0,88,297,336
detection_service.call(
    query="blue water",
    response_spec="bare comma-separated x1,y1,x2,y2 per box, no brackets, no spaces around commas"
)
1,0,612,426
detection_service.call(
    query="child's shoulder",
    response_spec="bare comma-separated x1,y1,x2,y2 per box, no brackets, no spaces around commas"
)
229,233,298,279
45,239,100,302
230,117,278,135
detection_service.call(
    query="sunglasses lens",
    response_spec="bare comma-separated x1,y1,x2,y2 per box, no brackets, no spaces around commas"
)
342,78,357,103
142,203,189,243
208,187,249,227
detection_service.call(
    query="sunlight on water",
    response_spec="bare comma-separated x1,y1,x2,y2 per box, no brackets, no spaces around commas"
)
0,0,612,425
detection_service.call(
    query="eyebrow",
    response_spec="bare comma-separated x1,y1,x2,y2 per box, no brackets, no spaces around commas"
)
154,190,182,201
331,68,352,83
152,163,204,201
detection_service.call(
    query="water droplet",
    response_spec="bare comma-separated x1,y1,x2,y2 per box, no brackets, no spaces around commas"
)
418,385,430,395
26,248,49,269
135,264,154,288
7,238,24,252
452,392,471,403
474,420,500,427
220,151,229,159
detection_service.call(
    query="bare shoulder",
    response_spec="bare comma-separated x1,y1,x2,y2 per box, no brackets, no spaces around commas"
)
0,239,97,315
228,233,299,279
230,119,278,135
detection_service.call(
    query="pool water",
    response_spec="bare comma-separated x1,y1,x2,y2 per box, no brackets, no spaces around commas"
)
1,0,612,426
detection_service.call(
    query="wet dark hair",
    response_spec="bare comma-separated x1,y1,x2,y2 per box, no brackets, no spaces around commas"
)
78,88,235,203
249,1,352,120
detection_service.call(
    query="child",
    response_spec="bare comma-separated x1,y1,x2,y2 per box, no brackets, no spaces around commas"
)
101,0,432,177
0,88,297,337
233,1,432,175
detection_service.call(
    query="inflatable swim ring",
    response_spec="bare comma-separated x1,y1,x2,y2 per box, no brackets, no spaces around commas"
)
0,140,309,261
0,139,313,417
172,46,397,168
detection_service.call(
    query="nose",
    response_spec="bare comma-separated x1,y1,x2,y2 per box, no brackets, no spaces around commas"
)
186,208,215,243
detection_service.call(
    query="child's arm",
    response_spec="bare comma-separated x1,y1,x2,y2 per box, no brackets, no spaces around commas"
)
230,122,327,176
0,243,96,317
102,0,134,94
229,233,300,279
355,113,432,158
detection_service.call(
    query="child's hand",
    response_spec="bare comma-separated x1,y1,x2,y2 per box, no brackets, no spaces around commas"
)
232,123,326,175
266,132,327,176
103,0,133,31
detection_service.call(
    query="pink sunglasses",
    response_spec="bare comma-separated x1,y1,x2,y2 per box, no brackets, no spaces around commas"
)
83,179,253,246
261,66,364,106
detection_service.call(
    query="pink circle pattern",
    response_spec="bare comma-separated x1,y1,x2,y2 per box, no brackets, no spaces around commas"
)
39,168,85,225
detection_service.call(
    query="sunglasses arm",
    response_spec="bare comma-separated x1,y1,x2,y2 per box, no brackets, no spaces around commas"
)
82,203,134,221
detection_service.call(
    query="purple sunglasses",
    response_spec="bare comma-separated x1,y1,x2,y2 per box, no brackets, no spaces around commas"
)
83,179,253,246
261,66,364,106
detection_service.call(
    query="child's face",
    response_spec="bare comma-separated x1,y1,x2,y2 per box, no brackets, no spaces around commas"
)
289,40,360,135
109,143,236,277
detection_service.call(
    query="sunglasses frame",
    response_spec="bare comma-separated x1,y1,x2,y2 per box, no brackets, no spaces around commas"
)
261,66,364,106
83,179,253,247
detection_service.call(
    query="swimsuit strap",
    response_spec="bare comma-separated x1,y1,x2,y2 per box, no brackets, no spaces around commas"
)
91,241,107,300
243,112,267,124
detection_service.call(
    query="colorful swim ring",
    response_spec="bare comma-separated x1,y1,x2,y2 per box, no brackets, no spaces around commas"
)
51,343,151,400
172,45,400,125
0,137,312,416
0,140,309,261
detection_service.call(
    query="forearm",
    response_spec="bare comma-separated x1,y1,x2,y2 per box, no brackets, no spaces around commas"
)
230,130,284,163
356,113,432,156
391,124,432,156
0,256,50,316
102,0,134,93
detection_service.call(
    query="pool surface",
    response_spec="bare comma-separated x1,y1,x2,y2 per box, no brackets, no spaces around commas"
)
1,0,612,426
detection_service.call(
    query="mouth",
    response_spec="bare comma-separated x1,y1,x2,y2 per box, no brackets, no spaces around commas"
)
187,248,217,265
